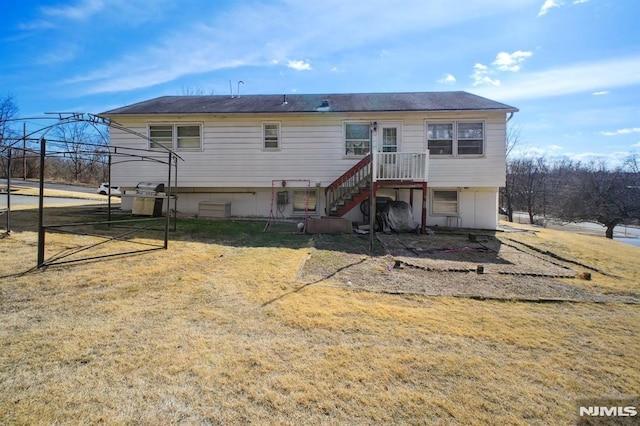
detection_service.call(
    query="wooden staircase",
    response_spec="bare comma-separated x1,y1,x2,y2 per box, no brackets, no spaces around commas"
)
325,154,371,217
326,151,429,217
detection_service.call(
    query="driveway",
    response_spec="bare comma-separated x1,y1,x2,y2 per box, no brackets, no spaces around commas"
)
1,194,112,210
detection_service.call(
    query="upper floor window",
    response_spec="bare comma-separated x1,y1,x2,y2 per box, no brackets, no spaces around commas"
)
263,122,280,150
344,122,371,156
457,122,483,155
148,124,202,150
426,123,453,155
427,121,484,156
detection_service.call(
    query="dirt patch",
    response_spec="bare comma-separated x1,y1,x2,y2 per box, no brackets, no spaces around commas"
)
303,231,640,303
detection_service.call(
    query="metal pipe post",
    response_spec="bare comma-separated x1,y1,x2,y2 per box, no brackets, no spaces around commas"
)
172,155,178,231
6,148,11,234
37,138,46,267
164,152,171,249
107,151,112,225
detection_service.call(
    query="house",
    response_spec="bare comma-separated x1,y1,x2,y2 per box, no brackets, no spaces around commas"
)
100,91,517,230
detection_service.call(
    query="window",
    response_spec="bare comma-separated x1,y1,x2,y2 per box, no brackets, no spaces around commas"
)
148,124,202,150
344,122,371,156
427,121,484,156
382,127,398,153
427,123,453,155
263,122,280,149
177,125,201,149
149,125,173,149
292,189,317,214
457,122,483,155
432,190,458,215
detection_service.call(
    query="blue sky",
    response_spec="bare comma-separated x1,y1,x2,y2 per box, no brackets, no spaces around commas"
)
2,0,639,164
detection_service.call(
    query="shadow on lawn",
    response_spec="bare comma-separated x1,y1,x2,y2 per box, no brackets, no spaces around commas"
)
6,205,508,266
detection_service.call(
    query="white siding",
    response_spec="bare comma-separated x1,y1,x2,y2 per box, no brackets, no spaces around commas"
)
112,115,361,188
425,113,506,187
109,111,506,189
107,111,507,226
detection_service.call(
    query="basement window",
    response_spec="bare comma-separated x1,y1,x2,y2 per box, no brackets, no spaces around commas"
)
432,190,458,215
292,189,317,214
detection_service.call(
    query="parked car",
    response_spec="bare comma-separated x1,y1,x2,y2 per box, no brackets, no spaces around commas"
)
97,183,121,196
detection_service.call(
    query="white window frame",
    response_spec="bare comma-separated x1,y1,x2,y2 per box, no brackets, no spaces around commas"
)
426,120,485,157
344,121,372,157
456,122,484,156
292,188,318,215
148,123,203,150
262,122,281,150
431,189,459,215
380,124,401,153
426,122,453,156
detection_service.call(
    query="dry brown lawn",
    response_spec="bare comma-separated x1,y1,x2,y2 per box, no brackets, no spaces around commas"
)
1,206,639,425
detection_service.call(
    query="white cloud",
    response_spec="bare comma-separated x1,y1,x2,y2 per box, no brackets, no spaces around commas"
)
537,0,587,16
287,60,312,71
40,0,104,21
510,146,547,158
510,145,632,166
492,51,533,72
37,45,80,65
566,151,632,167
538,0,564,17
438,74,456,84
20,0,172,31
17,19,56,31
472,63,500,86
470,50,531,87
592,91,609,96
601,128,640,136
512,148,631,167
64,0,541,94
472,55,640,101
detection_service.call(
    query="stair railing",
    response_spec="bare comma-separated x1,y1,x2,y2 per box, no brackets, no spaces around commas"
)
325,154,371,214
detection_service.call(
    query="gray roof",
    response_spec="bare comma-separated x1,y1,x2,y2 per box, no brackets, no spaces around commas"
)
101,91,518,115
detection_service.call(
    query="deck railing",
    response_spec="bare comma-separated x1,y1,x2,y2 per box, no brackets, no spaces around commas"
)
373,151,429,181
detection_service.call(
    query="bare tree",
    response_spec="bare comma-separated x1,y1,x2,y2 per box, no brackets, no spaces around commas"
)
506,121,522,157
508,155,548,224
553,157,640,238
50,121,108,183
181,85,216,96
0,94,19,176
501,121,523,221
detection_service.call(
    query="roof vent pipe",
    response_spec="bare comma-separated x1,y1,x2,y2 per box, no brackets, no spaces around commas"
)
282,94,288,105
237,80,244,98
229,80,234,98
